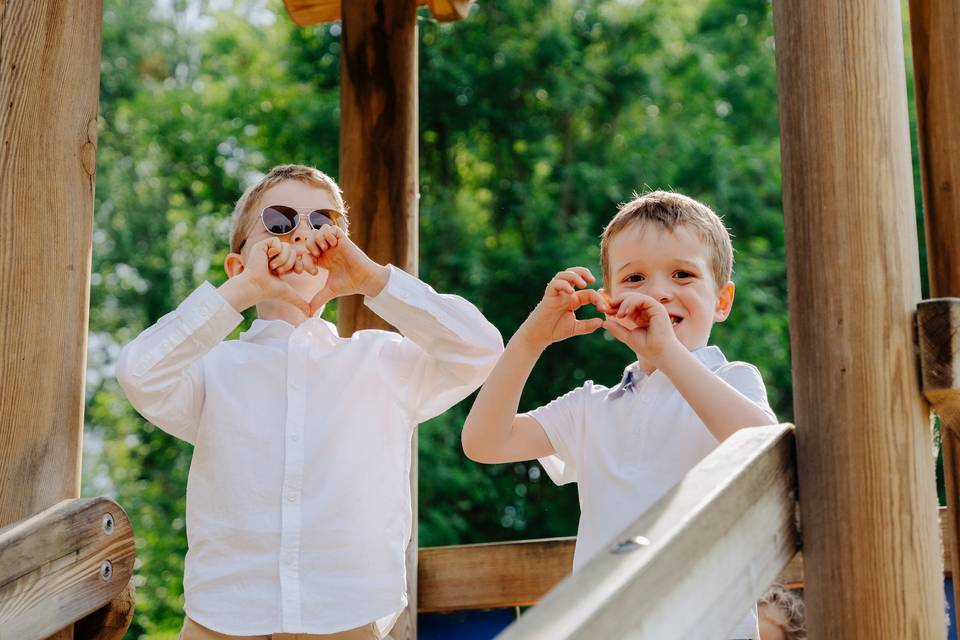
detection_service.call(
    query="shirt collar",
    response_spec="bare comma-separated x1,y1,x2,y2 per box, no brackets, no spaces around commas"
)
609,345,728,398
239,316,340,344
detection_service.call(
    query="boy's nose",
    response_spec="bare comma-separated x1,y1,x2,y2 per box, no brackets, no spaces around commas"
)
647,279,674,302
290,216,311,243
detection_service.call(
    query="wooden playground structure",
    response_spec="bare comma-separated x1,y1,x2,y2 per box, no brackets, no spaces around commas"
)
1,0,959,637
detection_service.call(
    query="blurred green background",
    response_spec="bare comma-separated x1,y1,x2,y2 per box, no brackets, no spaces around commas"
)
81,1,934,636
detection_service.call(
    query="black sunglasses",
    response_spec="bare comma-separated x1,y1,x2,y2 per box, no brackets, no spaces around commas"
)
260,205,343,236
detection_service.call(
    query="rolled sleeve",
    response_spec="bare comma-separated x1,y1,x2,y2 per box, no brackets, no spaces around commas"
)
116,282,243,443
364,265,504,423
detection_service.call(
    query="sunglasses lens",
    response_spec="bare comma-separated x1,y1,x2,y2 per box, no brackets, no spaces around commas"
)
308,209,337,229
262,206,298,235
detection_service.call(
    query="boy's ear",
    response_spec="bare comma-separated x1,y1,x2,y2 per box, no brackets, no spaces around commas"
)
714,281,735,322
224,252,245,278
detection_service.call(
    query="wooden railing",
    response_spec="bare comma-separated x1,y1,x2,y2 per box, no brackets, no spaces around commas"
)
420,424,800,638
0,497,136,640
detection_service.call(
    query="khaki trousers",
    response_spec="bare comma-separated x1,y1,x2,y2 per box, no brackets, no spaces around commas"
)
179,617,380,640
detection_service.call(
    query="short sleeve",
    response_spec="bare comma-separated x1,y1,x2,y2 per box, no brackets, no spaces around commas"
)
526,383,591,485
715,362,778,424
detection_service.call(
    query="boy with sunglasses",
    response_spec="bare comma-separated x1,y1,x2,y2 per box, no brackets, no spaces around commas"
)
117,164,503,640
462,191,777,639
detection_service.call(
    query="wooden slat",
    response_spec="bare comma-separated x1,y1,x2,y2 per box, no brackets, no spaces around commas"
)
491,424,798,639
282,0,469,27
772,0,944,636
0,497,136,640
419,538,575,612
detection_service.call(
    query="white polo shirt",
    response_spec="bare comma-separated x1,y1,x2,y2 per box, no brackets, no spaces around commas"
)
530,346,776,639
116,265,503,636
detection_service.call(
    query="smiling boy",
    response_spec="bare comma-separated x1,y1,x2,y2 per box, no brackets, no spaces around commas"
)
461,190,776,639
117,164,503,640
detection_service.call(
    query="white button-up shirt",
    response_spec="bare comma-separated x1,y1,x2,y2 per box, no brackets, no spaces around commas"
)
116,266,503,635
530,346,776,639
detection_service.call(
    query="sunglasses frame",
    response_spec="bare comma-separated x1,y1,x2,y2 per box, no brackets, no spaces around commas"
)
259,205,343,237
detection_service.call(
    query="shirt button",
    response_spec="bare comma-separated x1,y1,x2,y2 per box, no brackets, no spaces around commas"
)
287,493,297,502
290,433,299,442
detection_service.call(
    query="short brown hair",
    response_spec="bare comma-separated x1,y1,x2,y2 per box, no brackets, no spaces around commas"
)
229,164,349,254
600,190,733,288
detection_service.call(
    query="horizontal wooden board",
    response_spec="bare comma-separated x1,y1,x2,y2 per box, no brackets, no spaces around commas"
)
0,497,136,640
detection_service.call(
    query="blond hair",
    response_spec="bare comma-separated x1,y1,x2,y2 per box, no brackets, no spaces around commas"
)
229,164,349,254
758,584,806,640
600,190,733,289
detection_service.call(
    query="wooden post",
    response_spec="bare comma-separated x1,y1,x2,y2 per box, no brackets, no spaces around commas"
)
908,0,960,618
772,1,944,636
0,0,102,559
339,2,418,638
0,3,103,637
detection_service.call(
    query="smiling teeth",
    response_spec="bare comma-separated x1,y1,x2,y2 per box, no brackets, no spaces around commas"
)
671,317,681,325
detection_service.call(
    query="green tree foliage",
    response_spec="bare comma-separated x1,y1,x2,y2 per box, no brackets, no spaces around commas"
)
83,0,859,635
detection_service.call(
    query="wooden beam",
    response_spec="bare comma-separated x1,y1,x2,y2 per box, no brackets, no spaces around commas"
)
338,2,418,638
419,538,576,612
0,498,136,640
910,0,960,622
283,0,469,27
492,424,798,639
417,507,959,612
773,1,944,636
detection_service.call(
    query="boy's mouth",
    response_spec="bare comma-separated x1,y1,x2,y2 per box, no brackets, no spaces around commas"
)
670,315,683,327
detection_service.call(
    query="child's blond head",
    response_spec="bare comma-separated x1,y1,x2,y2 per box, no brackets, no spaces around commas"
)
600,191,733,289
758,584,806,640
230,164,349,254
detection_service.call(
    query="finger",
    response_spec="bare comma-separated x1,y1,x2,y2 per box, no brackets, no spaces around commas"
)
265,237,283,260
571,288,602,310
322,225,340,249
305,230,322,258
572,317,604,336
555,270,589,289
302,252,319,275
567,266,596,284
278,247,298,274
603,319,631,341
268,246,288,272
293,254,304,275
548,279,576,296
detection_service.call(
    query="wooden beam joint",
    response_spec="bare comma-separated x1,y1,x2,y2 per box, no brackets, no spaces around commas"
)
0,497,136,640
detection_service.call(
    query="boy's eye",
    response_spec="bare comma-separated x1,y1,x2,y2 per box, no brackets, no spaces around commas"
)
674,270,695,279
624,274,645,283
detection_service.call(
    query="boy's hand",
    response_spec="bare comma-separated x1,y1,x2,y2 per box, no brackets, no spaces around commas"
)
302,225,389,314
516,267,605,350
234,237,311,314
602,293,683,365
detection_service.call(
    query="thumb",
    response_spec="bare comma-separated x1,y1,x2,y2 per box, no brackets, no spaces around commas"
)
573,317,604,336
603,318,631,342
308,286,335,316
272,282,310,316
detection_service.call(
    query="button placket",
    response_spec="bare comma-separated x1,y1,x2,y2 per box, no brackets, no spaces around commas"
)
279,334,307,629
